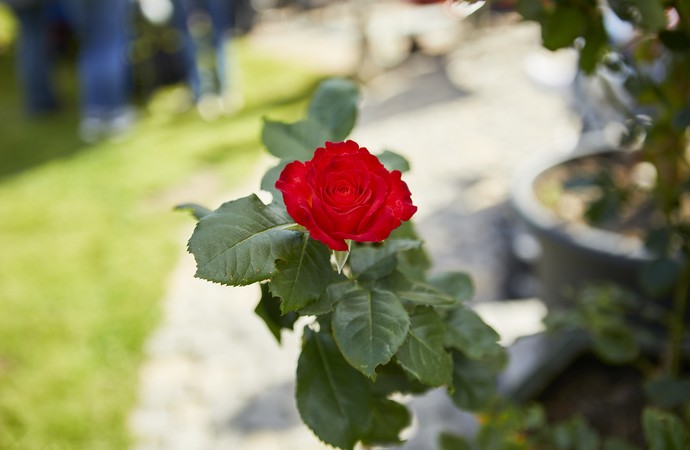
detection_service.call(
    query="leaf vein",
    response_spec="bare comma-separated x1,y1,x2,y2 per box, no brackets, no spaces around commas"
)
200,222,295,268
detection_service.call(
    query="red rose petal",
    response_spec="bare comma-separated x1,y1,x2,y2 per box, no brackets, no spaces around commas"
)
275,140,416,251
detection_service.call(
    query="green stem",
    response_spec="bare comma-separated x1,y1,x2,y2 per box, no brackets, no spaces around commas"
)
666,259,690,376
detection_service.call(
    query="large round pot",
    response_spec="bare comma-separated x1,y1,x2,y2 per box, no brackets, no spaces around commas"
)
509,146,653,310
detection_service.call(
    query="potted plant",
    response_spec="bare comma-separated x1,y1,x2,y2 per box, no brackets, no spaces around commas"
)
496,0,690,446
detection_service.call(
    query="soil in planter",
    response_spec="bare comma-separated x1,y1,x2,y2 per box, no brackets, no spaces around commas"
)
535,352,646,445
533,152,667,241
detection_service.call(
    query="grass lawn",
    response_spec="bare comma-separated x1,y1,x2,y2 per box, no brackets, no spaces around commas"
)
0,20,325,449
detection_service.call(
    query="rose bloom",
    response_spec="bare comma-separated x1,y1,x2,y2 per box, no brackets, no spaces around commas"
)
275,140,417,251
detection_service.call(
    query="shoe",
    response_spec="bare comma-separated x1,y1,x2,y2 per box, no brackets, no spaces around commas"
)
197,94,225,121
104,107,137,141
79,116,105,143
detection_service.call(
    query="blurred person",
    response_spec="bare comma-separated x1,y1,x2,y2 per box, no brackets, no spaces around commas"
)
61,0,135,142
169,0,243,119
4,0,136,142
3,0,61,115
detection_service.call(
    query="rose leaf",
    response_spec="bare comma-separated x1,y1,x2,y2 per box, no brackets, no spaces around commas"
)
299,278,357,316
333,288,410,378
395,307,453,387
187,195,301,286
377,150,411,173
260,160,290,206
174,202,213,220
261,118,331,161
350,239,422,282
389,222,432,279
395,282,459,307
631,0,667,31
541,4,587,51
444,306,503,360
254,283,298,343
449,351,501,412
643,408,689,450
307,78,360,141
369,361,429,396
271,235,341,313
296,327,373,450
428,271,475,303
361,398,411,447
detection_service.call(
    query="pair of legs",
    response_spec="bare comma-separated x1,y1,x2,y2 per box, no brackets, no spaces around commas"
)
169,0,235,102
12,0,133,138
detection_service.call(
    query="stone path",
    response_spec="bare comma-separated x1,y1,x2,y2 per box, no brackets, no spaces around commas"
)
129,6,581,450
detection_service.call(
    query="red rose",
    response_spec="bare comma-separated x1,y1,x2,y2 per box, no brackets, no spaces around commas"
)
275,140,417,251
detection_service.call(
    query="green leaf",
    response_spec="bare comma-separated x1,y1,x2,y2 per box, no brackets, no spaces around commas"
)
438,432,472,450
579,18,607,73
396,308,453,386
361,398,411,446
300,278,354,316
517,0,545,21
475,405,538,450
608,0,636,22
350,239,422,282
644,227,672,255
643,408,690,450
644,377,690,409
296,327,373,450
632,0,667,30
174,203,213,220
390,222,432,280
187,195,301,285
542,4,588,51
549,416,601,450
271,235,338,313
377,150,411,173
428,272,474,302
307,78,359,141
260,160,290,206
370,270,414,294
603,437,641,450
591,324,638,364
396,282,459,307
659,30,690,52
254,283,298,342
673,105,690,129
445,306,503,360
261,118,331,161
333,288,410,378
640,258,681,298
370,361,429,396
449,352,500,411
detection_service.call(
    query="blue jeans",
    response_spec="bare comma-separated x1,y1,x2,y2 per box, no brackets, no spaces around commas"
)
170,0,234,100
10,0,131,120
59,0,132,120
11,3,60,115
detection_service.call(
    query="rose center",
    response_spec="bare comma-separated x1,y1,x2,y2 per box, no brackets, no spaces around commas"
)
328,179,361,208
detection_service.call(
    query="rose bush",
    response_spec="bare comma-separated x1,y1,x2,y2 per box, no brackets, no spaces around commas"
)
178,78,506,449
178,74,690,449
276,140,417,251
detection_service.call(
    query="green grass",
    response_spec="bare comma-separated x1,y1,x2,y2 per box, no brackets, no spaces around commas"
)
0,36,324,449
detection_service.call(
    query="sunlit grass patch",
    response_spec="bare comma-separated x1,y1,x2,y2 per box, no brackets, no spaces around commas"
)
0,37,324,449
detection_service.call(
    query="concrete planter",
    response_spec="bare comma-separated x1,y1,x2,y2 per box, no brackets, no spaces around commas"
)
509,146,653,310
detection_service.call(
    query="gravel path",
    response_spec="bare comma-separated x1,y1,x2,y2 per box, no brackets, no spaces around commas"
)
130,8,580,450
